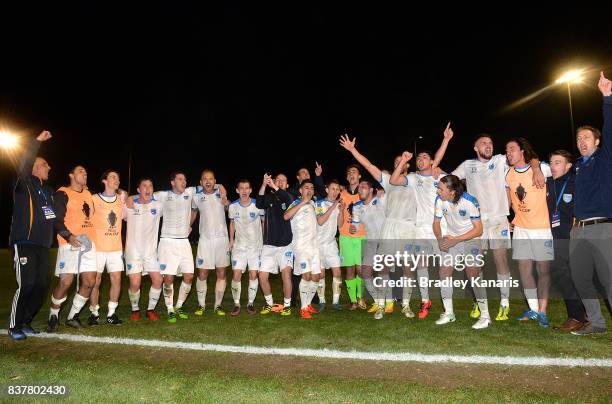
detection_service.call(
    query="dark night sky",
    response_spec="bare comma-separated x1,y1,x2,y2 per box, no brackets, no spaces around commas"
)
1,4,612,245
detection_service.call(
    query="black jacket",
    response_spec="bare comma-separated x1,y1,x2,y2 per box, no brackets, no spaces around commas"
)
256,189,293,247
9,139,55,248
546,171,574,239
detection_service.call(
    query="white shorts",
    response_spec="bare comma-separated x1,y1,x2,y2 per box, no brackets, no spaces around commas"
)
293,248,321,276
231,246,261,273
55,242,98,277
196,237,231,269
259,244,294,274
96,250,124,273
411,225,440,257
379,218,416,256
125,255,160,275
318,241,341,269
512,226,554,261
158,238,194,276
481,216,511,250
439,239,483,270
362,239,381,267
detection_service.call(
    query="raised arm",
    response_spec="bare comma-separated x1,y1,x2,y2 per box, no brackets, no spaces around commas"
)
390,151,412,186
599,71,612,158
339,134,383,182
431,122,454,169
17,131,51,179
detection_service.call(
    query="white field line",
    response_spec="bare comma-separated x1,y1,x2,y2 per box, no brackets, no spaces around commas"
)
3,329,611,368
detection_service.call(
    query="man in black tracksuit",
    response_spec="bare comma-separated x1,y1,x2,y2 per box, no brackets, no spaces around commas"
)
8,131,54,340
546,149,586,331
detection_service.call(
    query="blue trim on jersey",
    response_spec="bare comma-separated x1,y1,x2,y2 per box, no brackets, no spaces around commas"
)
461,192,480,208
514,164,531,173
417,173,432,177
354,200,364,206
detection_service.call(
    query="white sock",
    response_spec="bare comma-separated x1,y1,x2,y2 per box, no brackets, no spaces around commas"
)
525,288,539,311
89,304,100,317
175,281,192,309
308,280,318,305
248,279,258,305
215,279,226,308
498,273,510,307
473,284,490,320
196,278,207,307
264,294,273,306
417,268,430,301
107,301,118,317
50,295,66,319
49,307,60,319
231,280,241,305
299,280,309,309
402,282,412,306
317,278,326,303
163,283,174,313
148,287,162,311
128,289,140,311
332,276,342,304
283,297,291,308
441,285,453,314
68,294,88,320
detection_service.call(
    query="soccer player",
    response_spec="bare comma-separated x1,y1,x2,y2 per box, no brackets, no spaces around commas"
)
284,180,321,319
88,170,126,326
256,173,294,316
192,170,230,316
125,178,164,321
546,150,586,331
390,125,454,319
452,132,545,321
315,179,345,310
288,162,327,200
47,166,98,331
153,172,197,323
505,137,553,327
340,134,415,315
433,175,490,329
228,179,265,316
351,181,387,319
8,130,53,340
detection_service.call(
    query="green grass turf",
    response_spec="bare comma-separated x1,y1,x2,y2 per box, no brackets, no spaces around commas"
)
1,248,611,402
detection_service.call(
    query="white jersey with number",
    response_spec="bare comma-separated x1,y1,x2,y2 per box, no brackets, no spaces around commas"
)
192,185,228,239
379,172,415,222
228,198,264,250
154,187,197,239
125,198,163,260
315,198,340,245
434,193,481,237
452,154,509,221
287,199,318,251
352,196,386,239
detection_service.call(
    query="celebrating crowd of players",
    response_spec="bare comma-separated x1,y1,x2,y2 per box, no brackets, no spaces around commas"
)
7,72,612,340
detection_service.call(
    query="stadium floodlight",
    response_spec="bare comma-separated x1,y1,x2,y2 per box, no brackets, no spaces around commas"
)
0,131,18,150
555,68,585,153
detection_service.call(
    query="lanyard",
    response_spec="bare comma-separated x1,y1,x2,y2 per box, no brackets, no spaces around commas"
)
553,176,569,213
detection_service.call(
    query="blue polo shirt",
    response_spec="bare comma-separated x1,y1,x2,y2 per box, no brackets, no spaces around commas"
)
574,96,612,221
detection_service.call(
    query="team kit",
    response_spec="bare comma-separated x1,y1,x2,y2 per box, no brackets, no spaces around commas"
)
44,125,569,334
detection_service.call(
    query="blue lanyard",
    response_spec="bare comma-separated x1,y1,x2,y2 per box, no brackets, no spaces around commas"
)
554,176,569,212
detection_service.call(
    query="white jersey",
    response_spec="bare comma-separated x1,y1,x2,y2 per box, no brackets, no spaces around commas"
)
192,185,228,239
434,192,481,237
228,198,264,250
452,154,509,221
125,198,163,259
352,196,386,239
154,187,197,239
315,198,340,245
406,172,443,228
379,172,415,222
287,199,318,251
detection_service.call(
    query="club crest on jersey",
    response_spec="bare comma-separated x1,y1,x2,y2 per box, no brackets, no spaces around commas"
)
19,257,28,265
488,163,495,170
281,203,287,210
544,240,553,248
232,260,237,266
300,262,307,269
501,229,508,237
160,264,167,270
59,262,65,269
459,209,467,217
249,212,257,218
470,167,478,174
183,195,189,200
151,208,157,215
563,194,572,203
471,248,480,255
197,258,204,266
372,199,377,205
285,251,292,257
127,264,132,271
